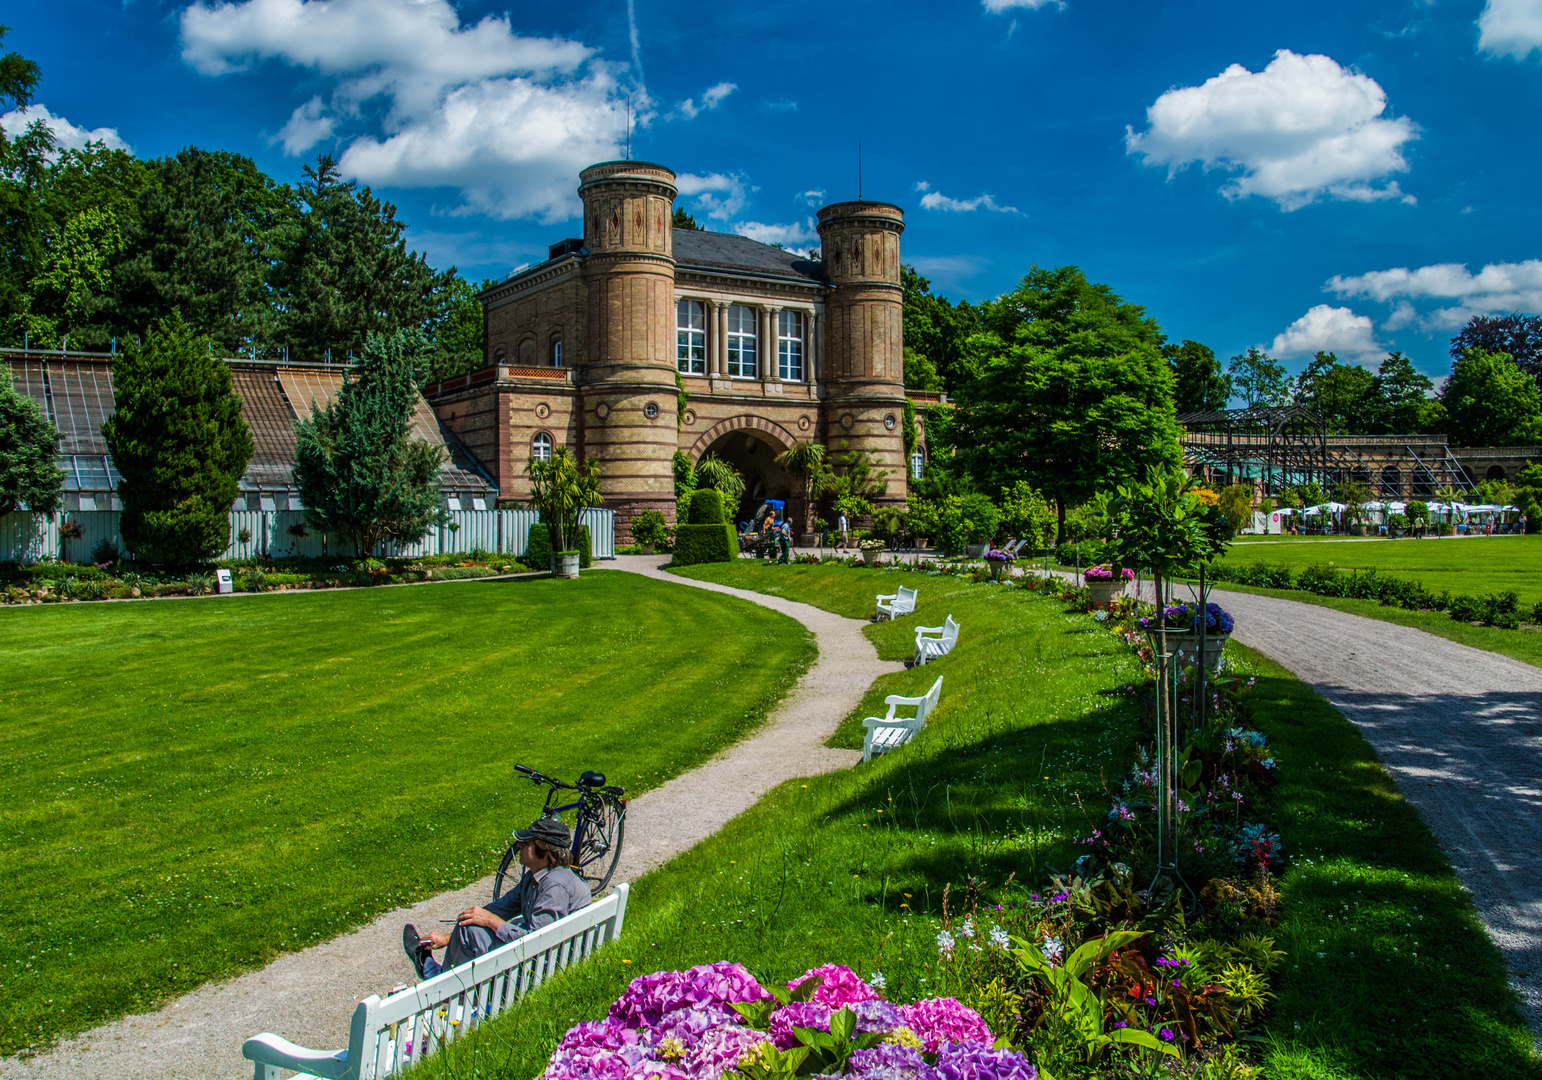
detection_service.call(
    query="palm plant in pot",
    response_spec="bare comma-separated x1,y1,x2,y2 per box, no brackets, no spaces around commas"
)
527,447,601,577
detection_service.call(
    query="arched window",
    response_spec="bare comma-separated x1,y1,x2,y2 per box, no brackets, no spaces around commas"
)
532,433,553,462
726,305,757,378
676,299,705,374
518,338,536,365
550,335,563,367
493,345,507,364
910,447,925,481
1381,466,1401,498
778,310,805,381
1488,465,1508,481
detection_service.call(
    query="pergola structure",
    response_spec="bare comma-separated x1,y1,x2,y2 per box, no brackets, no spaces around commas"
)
1178,406,1478,498
1178,406,1329,495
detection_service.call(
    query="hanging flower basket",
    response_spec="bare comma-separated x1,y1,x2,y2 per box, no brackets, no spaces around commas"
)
984,549,1014,580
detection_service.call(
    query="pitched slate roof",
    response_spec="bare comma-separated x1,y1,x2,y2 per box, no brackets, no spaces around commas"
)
671,228,826,284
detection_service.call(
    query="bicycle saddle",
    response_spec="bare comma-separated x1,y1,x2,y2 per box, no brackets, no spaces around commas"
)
578,770,606,787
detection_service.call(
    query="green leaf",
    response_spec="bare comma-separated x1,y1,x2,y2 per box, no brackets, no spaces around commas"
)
1109,1028,1181,1057
1181,758,1203,789
786,975,823,1004
829,1007,856,1042
731,1000,775,1029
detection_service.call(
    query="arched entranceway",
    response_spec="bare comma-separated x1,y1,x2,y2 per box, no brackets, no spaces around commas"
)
691,417,799,528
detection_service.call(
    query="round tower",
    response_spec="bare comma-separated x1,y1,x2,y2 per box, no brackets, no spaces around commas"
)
577,160,680,533
816,200,907,509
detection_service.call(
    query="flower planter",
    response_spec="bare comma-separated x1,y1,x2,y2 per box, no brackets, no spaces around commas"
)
861,547,880,566
554,551,581,578
965,543,988,558
1087,579,1124,608
1177,635,1230,671
639,545,655,556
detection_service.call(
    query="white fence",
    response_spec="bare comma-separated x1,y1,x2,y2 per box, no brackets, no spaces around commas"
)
0,507,616,564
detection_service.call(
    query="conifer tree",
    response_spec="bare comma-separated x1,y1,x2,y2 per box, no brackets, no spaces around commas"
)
292,328,446,556
102,314,254,563
273,156,443,364
0,368,64,517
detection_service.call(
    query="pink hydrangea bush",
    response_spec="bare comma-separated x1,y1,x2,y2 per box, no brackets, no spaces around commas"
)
539,962,1034,1080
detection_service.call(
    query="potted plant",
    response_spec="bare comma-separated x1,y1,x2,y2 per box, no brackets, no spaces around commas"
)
526,447,602,578
632,509,668,556
1387,512,1409,537
1084,564,1134,607
59,518,83,562
1175,601,1236,670
984,548,1015,581
859,538,885,565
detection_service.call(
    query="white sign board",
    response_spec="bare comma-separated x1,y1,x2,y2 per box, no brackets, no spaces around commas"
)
216,568,234,594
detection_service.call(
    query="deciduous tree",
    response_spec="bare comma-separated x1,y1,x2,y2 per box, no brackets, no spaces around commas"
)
1164,339,1231,413
101,314,253,562
0,368,63,517
1451,315,1542,386
1291,352,1375,432
1227,347,1288,408
1442,349,1542,447
951,266,1182,543
292,328,447,556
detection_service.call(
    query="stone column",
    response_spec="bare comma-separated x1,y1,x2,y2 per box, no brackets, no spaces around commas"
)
705,299,719,375
765,305,782,381
801,309,814,384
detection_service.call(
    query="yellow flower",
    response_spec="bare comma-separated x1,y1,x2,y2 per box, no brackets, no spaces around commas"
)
886,1026,924,1050
622,959,632,965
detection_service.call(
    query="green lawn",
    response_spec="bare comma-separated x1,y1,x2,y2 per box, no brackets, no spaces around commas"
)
1220,534,1542,606
0,573,814,1056
417,564,1538,1080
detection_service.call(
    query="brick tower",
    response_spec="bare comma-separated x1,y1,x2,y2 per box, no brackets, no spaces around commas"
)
577,161,681,531
816,200,908,510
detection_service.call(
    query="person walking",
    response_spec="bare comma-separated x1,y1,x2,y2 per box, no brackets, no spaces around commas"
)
776,516,792,564
837,511,849,551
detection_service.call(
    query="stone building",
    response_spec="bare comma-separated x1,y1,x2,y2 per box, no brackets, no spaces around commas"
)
423,160,916,539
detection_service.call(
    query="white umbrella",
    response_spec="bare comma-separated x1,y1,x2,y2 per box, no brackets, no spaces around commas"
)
1324,501,1348,512
1302,506,1323,516
1276,507,1296,515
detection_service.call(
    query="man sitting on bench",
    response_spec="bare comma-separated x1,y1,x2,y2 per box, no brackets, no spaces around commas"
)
402,817,590,979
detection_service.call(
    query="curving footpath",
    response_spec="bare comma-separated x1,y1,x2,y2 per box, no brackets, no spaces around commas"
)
0,557,901,1080
1213,587,1542,1036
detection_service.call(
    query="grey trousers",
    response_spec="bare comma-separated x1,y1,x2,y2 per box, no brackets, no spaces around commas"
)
422,922,516,979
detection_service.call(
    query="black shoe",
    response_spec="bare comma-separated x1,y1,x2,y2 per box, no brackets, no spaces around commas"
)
403,924,429,980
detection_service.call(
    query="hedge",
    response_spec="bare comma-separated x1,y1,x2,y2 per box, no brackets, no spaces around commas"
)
672,523,739,565
524,522,591,571
688,489,726,525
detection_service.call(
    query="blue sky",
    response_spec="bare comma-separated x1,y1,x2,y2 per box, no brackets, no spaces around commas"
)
6,0,1542,383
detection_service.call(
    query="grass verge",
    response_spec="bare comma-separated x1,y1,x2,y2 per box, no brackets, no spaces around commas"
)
0,572,814,1056
418,564,1538,1079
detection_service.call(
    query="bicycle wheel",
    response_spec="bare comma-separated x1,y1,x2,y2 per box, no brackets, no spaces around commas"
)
573,800,625,894
492,844,519,900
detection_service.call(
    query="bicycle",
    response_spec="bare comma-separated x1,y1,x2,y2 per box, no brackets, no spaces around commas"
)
495,764,627,898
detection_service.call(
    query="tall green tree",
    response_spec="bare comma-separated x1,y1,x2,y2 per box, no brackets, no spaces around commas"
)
902,265,979,392
672,207,703,230
425,273,495,383
1163,339,1231,413
0,368,64,517
18,206,123,349
101,314,253,562
273,155,442,364
111,148,288,354
1451,315,1542,387
1368,352,1441,434
951,265,1182,543
292,328,447,556
0,25,51,343
1291,352,1375,433
1227,347,1288,407
1442,349,1542,447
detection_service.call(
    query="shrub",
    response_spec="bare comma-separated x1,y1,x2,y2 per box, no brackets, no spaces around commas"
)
1480,591,1521,629
90,537,120,564
688,488,726,525
1534,601,1542,625
578,524,592,569
524,522,553,571
1447,594,1483,623
1295,563,1342,596
672,523,739,565
431,565,500,581
632,510,669,548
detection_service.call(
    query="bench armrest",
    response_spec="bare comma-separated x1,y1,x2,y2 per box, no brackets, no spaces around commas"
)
876,592,898,602
883,693,928,707
914,624,945,635
243,1035,351,1080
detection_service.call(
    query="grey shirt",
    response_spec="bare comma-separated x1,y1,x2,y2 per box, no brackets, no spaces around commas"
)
485,864,591,944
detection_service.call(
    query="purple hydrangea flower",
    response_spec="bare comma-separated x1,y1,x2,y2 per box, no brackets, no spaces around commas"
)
847,1042,940,1079
933,1040,1038,1080
897,998,992,1054
608,962,773,1028
768,1001,833,1049
787,963,880,1009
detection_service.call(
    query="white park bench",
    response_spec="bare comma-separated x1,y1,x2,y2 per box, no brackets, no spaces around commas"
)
913,615,960,666
862,675,944,762
875,585,918,621
242,884,629,1080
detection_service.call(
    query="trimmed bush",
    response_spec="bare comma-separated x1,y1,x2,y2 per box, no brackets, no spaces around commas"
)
688,488,726,524
524,523,553,571
579,524,592,569
672,523,739,565
1447,594,1483,623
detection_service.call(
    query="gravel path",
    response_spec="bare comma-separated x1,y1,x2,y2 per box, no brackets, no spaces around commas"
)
0,558,899,1080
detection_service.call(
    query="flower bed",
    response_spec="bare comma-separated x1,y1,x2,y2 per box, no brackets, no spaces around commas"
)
540,961,1035,1080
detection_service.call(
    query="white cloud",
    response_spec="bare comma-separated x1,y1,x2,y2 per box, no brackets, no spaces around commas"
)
1327,259,1542,329
0,104,130,156
1478,0,1542,59
914,180,1020,214
981,0,1063,11
734,219,819,248
179,0,634,221
798,189,826,208
674,81,735,120
1125,50,1419,211
675,171,749,221
1268,304,1386,365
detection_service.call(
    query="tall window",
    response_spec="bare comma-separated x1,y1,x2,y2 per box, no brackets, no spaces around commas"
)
911,448,925,481
676,299,705,374
726,305,757,378
778,310,805,381
532,433,553,461
550,336,563,367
